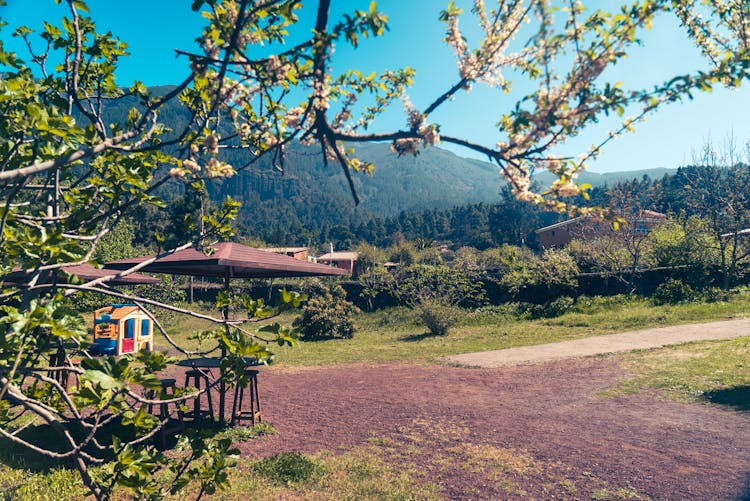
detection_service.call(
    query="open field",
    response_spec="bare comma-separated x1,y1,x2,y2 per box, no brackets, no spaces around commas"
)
7,348,750,500
161,293,750,366
5,296,750,500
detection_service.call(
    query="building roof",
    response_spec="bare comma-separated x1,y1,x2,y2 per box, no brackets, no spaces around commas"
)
107,242,348,279
535,210,666,234
62,264,162,284
94,304,143,320
317,251,360,261
535,216,586,234
638,210,666,219
2,264,161,285
261,247,308,254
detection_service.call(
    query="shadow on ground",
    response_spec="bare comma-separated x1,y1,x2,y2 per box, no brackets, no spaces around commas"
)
0,423,78,472
0,416,185,473
701,385,750,411
740,472,750,500
398,332,439,342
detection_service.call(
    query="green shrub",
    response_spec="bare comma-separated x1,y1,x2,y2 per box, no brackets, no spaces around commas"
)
508,302,546,320
499,249,578,303
66,290,113,313
543,296,575,317
395,264,485,308
292,277,330,298
368,307,421,329
462,305,518,325
418,300,460,336
252,452,325,485
569,294,634,313
702,287,730,303
132,275,187,304
505,297,573,319
652,279,696,305
293,285,359,340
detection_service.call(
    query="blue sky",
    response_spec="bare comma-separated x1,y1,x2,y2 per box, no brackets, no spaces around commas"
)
2,0,749,173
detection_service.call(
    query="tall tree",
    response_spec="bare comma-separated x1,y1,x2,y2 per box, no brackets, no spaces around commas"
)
681,139,750,288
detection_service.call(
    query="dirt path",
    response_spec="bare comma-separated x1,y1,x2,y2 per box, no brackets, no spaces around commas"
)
240,358,750,500
444,317,750,368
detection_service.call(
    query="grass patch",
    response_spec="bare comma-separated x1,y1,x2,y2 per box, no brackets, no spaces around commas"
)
187,422,276,443
201,446,440,500
270,294,750,366
153,293,750,367
1,423,653,500
0,466,85,501
252,452,325,486
607,336,750,408
454,443,540,475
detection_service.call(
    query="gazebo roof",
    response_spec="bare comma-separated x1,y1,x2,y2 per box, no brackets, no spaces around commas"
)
106,242,348,279
2,263,161,286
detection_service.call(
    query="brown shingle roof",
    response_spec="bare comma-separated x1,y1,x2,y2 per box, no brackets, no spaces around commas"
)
317,251,359,261
3,264,160,285
107,242,347,279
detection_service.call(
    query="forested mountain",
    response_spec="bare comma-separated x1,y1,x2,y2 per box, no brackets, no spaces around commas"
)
208,141,506,244
113,86,681,248
533,168,677,187
207,144,679,247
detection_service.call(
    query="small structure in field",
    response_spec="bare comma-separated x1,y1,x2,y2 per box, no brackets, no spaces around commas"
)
260,247,309,261
535,210,666,249
92,304,154,356
317,251,360,275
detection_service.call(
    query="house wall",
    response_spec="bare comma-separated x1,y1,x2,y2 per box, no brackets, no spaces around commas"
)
537,220,599,249
319,258,354,274
289,250,308,260
537,212,666,249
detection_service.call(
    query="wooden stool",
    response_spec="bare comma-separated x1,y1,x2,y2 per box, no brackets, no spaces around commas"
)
184,369,214,421
47,348,80,392
47,346,66,385
66,357,81,392
231,369,262,426
146,378,185,447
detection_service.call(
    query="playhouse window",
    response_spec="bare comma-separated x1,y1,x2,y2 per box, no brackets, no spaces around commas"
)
125,318,135,338
141,319,150,337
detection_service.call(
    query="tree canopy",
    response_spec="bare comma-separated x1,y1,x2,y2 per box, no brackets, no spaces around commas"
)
0,0,748,498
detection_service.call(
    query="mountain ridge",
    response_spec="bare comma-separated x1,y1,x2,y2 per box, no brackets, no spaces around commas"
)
106,86,679,244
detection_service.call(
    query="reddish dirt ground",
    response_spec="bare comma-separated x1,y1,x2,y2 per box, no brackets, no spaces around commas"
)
182,358,750,500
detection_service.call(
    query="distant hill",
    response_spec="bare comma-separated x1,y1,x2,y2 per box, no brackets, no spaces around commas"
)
533,167,677,188
209,141,507,243
294,141,504,216
99,85,503,212
101,86,678,244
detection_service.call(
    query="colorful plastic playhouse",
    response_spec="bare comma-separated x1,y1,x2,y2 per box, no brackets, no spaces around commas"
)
92,304,154,356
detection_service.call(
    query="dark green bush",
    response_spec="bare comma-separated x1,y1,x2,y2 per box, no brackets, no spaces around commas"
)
132,275,187,304
252,452,325,485
702,287,730,303
462,305,518,326
418,300,460,336
652,279,696,305
66,290,113,313
293,285,359,340
507,297,574,319
543,296,575,317
569,294,633,314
